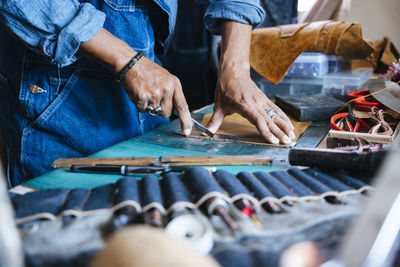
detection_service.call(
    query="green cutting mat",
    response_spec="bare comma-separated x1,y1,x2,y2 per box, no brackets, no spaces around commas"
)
25,106,330,190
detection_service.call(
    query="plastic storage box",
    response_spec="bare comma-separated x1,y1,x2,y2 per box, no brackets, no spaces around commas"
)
286,53,329,77
251,67,373,100
321,68,373,101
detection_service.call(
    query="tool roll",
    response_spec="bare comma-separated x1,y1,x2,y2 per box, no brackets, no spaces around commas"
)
11,167,371,225
10,167,372,267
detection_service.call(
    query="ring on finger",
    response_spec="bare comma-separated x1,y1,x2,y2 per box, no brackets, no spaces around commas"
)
265,108,275,117
146,106,163,117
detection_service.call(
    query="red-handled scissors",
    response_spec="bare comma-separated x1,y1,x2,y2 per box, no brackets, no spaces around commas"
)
348,90,381,111
330,106,371,132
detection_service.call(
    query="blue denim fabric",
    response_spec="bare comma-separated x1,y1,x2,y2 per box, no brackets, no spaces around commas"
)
269,170,313,197
0,0,265,186
287,168,332,194
160,172,191,210
114,177,140,206
140,174,163,208
303,169,353,192
10,188,69,218
237,172,273,200
327,172,369,190
62,188,90,211
182,168,224,203
213,249,279,267
253,172,294,199
82,183,114,211
204,0,265,35
213,170,251,197
259,0,298,27
0,0,106,67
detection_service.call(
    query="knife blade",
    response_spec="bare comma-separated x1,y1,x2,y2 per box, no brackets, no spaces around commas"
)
192,117,214,137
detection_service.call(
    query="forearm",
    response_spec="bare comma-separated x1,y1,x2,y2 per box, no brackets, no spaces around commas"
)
219,21,252,74
77,28,135,75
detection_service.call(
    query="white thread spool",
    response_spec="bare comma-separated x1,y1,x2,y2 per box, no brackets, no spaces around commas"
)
165,213,214,254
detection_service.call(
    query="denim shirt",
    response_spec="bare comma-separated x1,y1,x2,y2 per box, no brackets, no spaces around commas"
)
0,0,265,186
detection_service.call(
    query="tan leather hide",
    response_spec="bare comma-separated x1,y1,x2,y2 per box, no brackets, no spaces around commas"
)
250,21,375,84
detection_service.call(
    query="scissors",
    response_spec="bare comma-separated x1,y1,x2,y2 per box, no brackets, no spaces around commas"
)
348,90,381,111
330,105,371,132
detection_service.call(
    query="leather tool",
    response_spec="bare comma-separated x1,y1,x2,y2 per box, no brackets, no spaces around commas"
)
192,117,214,137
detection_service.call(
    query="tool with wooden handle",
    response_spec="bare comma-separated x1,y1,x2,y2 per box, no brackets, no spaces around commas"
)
53,155,272,169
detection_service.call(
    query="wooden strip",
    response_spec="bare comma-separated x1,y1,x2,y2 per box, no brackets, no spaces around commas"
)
53,155,271,168
53,157,158,168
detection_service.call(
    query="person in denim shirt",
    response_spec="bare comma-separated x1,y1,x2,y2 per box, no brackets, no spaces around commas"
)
0,0,295,186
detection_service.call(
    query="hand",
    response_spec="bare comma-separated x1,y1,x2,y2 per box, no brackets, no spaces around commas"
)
77,29,192,135
121,56,192,136
206,68,295,144
206,21,295,144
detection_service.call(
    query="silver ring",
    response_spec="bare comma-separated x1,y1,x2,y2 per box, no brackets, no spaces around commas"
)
146,106,162,117
265,108,275,117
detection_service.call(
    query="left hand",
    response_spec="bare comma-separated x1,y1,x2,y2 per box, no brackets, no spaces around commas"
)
206,67,295,144
205,21,295,145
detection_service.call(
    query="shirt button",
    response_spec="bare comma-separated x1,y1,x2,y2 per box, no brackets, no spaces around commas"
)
29,85,46,94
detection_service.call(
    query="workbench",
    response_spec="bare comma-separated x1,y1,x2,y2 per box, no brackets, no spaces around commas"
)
23,105,331,190
15,105,372,267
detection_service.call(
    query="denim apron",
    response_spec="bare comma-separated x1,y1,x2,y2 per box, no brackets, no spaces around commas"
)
3,0,174,185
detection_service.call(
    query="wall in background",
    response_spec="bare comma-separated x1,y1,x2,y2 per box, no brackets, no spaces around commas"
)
338,0,400,50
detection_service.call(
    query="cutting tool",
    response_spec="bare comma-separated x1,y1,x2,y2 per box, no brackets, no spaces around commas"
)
191,117,214,137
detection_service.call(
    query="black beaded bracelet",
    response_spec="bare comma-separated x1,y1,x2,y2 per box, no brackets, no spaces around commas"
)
114,51,144,82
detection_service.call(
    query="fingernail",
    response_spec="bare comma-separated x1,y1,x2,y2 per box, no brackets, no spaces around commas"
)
271,136,279,144
183,128,191,137
282,136,291,144
289,131,296,139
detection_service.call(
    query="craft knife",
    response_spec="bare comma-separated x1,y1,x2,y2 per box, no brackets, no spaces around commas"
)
191,117,214,138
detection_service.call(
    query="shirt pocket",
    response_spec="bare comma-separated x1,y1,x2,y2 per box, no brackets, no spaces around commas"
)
103,0,146,12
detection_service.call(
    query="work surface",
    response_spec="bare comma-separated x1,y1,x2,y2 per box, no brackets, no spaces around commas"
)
24,105,331,190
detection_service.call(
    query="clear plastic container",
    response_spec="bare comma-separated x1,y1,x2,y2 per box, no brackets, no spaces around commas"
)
327,55,351,73
251,70,323,99
321,68,373,101
286,52,329,77
251,67,373,100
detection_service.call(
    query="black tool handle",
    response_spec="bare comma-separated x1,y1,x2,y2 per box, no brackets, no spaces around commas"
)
289,147,388,177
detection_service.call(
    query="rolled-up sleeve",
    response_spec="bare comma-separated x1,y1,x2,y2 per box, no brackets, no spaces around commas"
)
204,0,266,35
0,0,106,67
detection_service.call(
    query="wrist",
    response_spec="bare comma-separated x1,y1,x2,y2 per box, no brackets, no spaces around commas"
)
111,48,137,75
219,58,250,74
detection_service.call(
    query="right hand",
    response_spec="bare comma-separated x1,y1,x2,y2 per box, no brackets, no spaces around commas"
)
121,55,192,136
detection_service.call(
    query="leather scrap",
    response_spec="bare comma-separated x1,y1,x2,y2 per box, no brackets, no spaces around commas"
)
195,113,310,146
250,20,375,84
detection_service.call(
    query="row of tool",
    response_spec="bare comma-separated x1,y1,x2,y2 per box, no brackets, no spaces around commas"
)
11,167,370,229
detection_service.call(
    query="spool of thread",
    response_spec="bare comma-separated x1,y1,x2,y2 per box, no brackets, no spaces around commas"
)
165,213,214,254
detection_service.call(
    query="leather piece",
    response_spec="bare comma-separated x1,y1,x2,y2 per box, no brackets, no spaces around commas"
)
250,20,375,84
199,113,311,143
370,37,400,74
